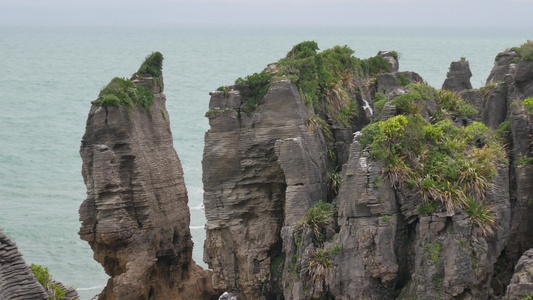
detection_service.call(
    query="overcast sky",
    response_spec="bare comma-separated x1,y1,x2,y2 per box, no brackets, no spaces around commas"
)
1,0,533,28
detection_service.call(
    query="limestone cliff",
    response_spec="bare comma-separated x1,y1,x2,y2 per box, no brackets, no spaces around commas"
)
203,41,533,299
203,80,328,299
79,53,214,300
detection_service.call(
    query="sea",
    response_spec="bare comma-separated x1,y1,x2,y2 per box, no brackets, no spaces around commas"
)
0,25,531,299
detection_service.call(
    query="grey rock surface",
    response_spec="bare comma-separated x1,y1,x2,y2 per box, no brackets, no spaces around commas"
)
201,43,533,300
0,230,47,300
203,80,328,299
442,59,473,92
505,248,533,299
79,60,214,300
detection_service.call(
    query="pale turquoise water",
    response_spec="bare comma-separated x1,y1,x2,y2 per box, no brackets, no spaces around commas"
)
0,25,531,299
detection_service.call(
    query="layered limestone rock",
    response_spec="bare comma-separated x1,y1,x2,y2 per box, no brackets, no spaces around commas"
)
203,80,328,299
0,230,47,300
79,54,214,300
442,59,473,92
505,248,533,299
480,43,533,296
202,42,533,299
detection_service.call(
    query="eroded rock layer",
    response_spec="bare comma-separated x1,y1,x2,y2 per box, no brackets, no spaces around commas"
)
203,42,533,299
0,230,47,300
203,81,328,299
79,56,214,300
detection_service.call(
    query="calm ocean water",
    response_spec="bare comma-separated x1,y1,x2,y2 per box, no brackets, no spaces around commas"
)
0,25,530,299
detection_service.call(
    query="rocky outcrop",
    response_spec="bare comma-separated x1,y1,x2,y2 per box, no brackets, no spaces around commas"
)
203,80,328,299
202,42,533,300
79,54,214,300
442,59,473,92
505,248,533,299
0,229,47,300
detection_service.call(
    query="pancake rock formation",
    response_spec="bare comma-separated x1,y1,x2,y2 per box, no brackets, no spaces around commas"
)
0,229,47,300
79,52,215,300
202,41,533,299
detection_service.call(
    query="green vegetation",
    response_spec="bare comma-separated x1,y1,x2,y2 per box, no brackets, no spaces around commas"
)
300,200,333,240
305,248,335,288
496,121,511,136
96,77,155,110
521,295,533,300
235,71,270,117
511,41,533,61
328,169,342,196
424,242,442,263
465,197,498,236
137,51,164,77
398,73,410,86
373,92,388,111
271,254,286,277
236,41,393,122
30,264,66,300
417,200,438,215
373,175,381,188
523,97,533,114
480,81,497,99
217,85,231,98
307,116,333,142
516,155,533,167
358,103,506,234
431,89,478,121
93,52,163,111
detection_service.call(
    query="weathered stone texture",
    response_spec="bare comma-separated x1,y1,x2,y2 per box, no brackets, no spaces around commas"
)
80,69,213,300
203,80,327,299
442,59,473,92
0,230,47,300
505,248,533,299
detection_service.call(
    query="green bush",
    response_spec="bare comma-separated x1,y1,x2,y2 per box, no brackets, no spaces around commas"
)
286,41,319,60
328,169,342,195
30,264,66,300
392,94,422,115
365,55,391,75
417,200,439,215
465,197,498,236
424,242,442,263
305,248,335,288
299,201,334,245
516,155,533,167
235,71,270,116
374,99,387,111
357,111,505,234
523,97,533,114
431,89,478,121
99,77,136,108
511,41,533,61
97,77,155,110
398,73,410,86
137,51,164,77
303,201,332,231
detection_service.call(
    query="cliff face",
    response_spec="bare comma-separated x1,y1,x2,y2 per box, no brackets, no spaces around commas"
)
481,43,533,296
203,42,533,299
79,54,214,300
203,80,328,299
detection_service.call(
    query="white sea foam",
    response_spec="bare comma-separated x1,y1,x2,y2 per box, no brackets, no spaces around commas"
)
190,225,206,230
77,285,106,291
